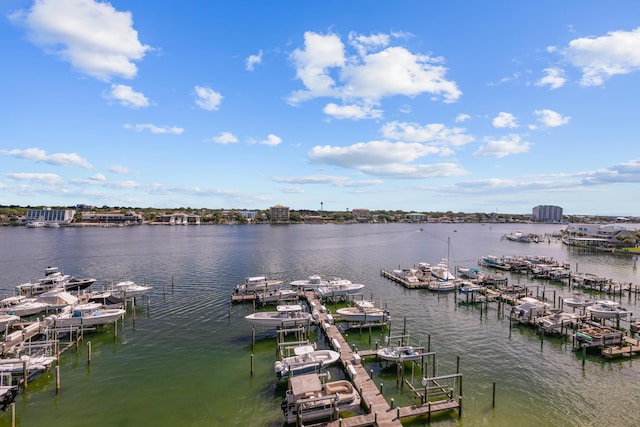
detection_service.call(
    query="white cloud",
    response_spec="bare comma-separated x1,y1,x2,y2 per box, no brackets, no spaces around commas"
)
492,112,518,128
211,132,238,144
536,67,566,89
474,134,531,158
194,86,223,111
5,172,64,185
563,27,640,86
259,134,282,146
107,84,149,108
109,165,131,174
1,147,92,169
246,50,263,71
124,123,184,134
323,103,383,120
288,31,461,115
9,0,150,81
534,109,570,127
89,173,107,182
455,114,470,123
272,175,383,187
381,121,474,147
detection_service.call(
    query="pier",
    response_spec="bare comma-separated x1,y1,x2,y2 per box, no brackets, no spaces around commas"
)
303,291,461,426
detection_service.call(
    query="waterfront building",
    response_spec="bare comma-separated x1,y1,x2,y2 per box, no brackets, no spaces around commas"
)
405,212,428,222
80,210,143,225
563,223,639,248
26,207,75,225
154,213,200,225
532,205,563,223
269,205,290,222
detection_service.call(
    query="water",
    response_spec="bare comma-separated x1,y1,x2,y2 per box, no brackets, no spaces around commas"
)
1,223,639,427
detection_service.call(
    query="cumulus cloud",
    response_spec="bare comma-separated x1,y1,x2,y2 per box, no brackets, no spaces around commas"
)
492,112,518,128
323,103,383,120
272,175,383,187
563,27,640,86
474,134,531,158
1,147,92,169
194,86,223,111
455,114,470,123
5,172,64,185
106,84,149,108
536,67,566,89
124,123,184,134
381,121,474,147
246,50,263,71
210,132,239,144
9,0,150,81
259,134,282,146
109,165,131,174
288,31,461,118
534,109,570,127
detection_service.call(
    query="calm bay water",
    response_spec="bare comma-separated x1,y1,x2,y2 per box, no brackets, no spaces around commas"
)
1,223,640,427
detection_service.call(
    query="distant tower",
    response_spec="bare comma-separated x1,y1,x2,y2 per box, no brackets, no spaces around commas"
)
321,202,323,212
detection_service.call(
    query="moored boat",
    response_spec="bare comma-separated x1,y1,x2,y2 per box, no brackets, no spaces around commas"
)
316,278,365,299
290,275,327,291
274,345,340,379
586,300,630,319
336,300,389,322
244,304,314,327
44,303,126,328
235,276,283,295
281,373,361,424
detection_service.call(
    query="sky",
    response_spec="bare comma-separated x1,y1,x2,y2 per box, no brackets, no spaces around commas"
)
1,0,640,216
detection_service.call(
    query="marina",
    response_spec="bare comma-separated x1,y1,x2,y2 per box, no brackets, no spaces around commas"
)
1,223,640,426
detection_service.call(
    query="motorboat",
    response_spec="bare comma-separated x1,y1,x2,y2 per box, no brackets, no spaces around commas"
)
256,289,298,304
108,281,152,298
87,291,125,309
0,298,49,317
316,278,365,299
0,354,58,376
281,373,361,424
0,383,18,411
0,314,20,331
430,260,456,282
536,311,579,334
377,344,426,363
456,266,479,280
563,293,595,309
244,304,314,327
336,300,389,322
35,289,79,310
290,275,327,291
15,266,96,296
458,281,482,294
586,300,630,319
44,303,126,328
234,276,283,295
274,345,340,379
510,297,549,321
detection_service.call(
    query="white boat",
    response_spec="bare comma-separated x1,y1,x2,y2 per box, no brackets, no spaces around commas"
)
108,281,152,298
536,311,579,334
256,289,298,304
274,345,340,379
503,230,532,242
234,276,283,295
87,291,125,309
0,298,50,317
511,297,549,321
336,300,389,322
456,266,479,280
244,304,314,327
586,300,630,319
290,275,327,291
0,354,58,376
427,280,458,292
563,293,595,308
35,289,79,310
377,344,426,362
281,373,361,424
316,279,365,298
44,303,126,328
16,266,96,296
0,314,20,331
430,259,456,282
457,281,482,294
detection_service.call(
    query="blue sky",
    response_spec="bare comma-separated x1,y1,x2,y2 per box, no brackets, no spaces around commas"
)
2,0,640,215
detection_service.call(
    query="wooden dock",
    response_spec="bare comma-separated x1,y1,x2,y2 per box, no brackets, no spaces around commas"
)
304,291,461,426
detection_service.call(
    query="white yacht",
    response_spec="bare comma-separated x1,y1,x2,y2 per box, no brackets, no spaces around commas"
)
244,304,314,327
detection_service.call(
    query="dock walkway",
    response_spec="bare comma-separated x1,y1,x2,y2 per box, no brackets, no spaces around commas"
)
304,291,460,426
